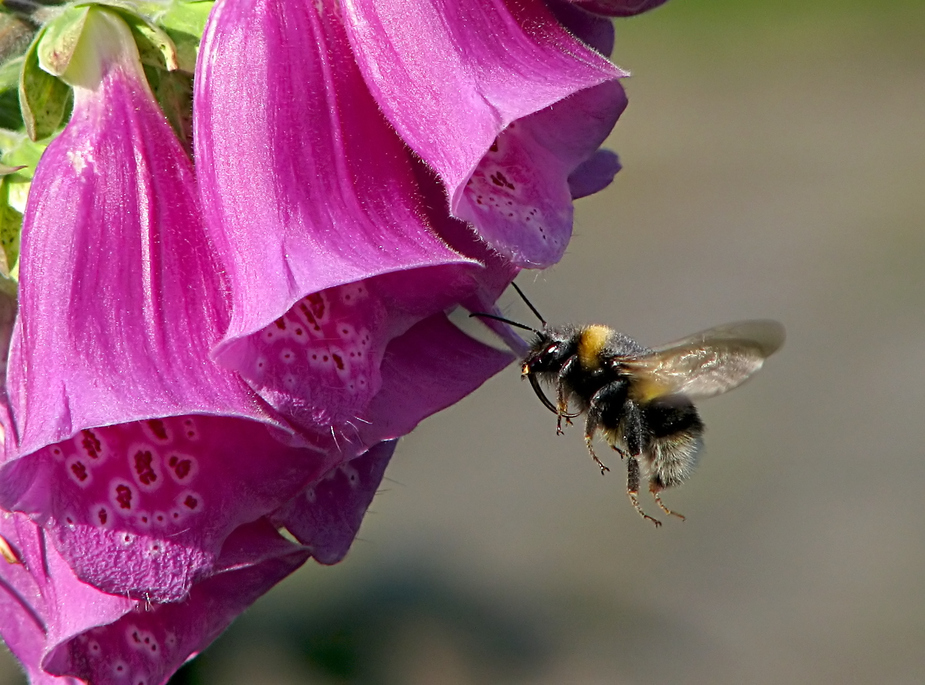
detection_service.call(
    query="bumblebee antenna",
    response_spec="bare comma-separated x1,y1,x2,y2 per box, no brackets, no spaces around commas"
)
468,312,540,335
510,282,546,327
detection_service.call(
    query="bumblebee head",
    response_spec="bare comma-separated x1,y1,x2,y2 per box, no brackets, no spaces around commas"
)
522,326,579,377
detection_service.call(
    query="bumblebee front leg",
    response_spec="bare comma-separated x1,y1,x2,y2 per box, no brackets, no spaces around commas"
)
555,356,580,435
627,456,662,528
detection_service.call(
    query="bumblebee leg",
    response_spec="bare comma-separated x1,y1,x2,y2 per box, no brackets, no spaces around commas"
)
627,457,662,527
650,482,686,521
555,356,580,435
620,398,645,457
583,411,610,474
583,436,610,474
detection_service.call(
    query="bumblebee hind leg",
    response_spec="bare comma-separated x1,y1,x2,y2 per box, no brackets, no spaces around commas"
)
649,482,686,521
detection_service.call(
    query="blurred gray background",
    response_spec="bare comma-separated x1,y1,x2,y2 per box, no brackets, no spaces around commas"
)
4,0,925,683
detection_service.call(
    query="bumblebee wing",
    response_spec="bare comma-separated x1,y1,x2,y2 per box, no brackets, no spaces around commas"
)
621,320,785,400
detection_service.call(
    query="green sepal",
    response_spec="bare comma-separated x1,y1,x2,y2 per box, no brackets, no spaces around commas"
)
19,27,71,141
0,127,45,281
157,1,215,37
0,163,25,176
0,56,23,92
155,1,216,73
103,4,180,72
0,128,48,182
0,174,21,281
144,64,192,152
0,57,24,131
36,5,91,77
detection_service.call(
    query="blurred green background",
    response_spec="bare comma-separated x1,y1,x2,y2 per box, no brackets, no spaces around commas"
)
4,0,925,682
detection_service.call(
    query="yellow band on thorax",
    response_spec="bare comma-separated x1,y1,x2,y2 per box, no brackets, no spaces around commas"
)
578,325,611,369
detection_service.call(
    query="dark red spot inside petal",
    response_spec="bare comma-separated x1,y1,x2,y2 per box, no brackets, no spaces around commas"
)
97,508,108,525
183,495,199,511
488,171,516,190
70,461,88,482
306,292,326,318
146,419,168,441
274,318,287,330
133,450,158,486
169,456,192,480
115,485,133,510
81,429,102,459
332,354,344,370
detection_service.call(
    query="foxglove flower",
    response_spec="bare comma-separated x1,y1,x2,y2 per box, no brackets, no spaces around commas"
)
0,7,341,606
195,0,513,441
340,0,628,267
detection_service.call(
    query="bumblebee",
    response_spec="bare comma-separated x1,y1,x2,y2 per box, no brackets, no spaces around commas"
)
474,284,784,527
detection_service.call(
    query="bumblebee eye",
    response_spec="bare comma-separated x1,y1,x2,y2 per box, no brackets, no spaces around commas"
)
545,343,560,356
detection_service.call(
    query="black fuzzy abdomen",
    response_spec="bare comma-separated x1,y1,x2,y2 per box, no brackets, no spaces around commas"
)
643,396,704,438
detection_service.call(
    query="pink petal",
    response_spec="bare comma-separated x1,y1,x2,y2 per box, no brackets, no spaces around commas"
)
361,314,515,444
221,267,478,435
2,416,332,602
195,0,478,353
548,0,615,56
343,0,623,199
0,513,310,685
568,149,622,199
0,512,135,684
7,50,283,459
343,0,626,266
454,80,627,266
45,520,309,685
273,440,396,565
